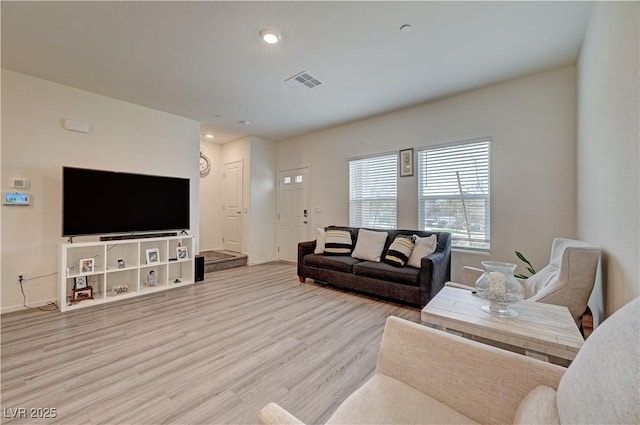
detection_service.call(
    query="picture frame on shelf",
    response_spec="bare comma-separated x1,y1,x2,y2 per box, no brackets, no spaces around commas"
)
145,248,160,264
117,258,125,269
399,148,414,177
72,286,93,302
177,246,188,261
74,275,88,290
79,258,95,274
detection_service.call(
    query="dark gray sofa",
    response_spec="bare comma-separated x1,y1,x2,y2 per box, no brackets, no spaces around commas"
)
298,227,451,307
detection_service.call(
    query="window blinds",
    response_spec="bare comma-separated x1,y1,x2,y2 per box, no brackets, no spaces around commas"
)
349,153,398,229
417,140,490,250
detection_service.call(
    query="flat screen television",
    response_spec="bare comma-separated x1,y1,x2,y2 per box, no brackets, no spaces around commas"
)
63,167,190,237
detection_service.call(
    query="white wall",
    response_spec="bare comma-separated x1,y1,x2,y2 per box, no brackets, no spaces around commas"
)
278,67,578,281
198,141,223,251
221,137,251,255
1,70,200,313
249,137,277,264
577,1,640,316
220,136,277,265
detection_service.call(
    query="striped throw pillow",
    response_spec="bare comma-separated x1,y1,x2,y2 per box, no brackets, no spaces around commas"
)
383,235,415,267
324,229,353,255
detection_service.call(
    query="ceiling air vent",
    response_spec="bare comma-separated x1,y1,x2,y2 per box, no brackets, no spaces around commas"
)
285,71,322,91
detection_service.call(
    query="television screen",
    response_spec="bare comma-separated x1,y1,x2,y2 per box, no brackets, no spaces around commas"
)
63,167,190,237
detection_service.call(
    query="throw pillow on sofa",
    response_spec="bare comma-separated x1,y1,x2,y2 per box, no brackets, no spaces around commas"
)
407,234,437,268
351,229,389,262
383,235,415,267
314,227,326,254
324,229,353,255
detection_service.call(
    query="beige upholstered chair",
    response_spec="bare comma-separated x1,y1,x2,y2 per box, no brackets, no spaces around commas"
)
259,297,639,425
462,238,601,326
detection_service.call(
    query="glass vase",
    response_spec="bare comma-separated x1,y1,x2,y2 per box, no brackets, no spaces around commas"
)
474,261,524,317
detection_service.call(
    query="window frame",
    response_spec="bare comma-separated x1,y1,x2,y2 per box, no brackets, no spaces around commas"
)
417,138,491,251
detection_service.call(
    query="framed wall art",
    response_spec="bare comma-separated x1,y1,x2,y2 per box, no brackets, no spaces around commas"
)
399,148,414,177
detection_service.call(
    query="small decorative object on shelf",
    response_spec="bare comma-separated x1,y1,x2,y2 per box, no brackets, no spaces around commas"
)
177,246,188,260
79,258,95,273
113,285,129,295
174,278,181,284
145,248,160,264
74,275,88,290
474,261,524,317
117,258,126,269
147,270,158,287
72,286,94,303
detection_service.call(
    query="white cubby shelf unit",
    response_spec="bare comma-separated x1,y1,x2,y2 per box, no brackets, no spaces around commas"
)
60,235,195,312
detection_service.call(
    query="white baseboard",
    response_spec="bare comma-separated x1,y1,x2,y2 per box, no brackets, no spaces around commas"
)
249,258,279,266
1,297,59,315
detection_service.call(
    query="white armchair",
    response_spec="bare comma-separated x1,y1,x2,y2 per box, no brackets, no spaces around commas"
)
462,238,601,326
259,297,639,425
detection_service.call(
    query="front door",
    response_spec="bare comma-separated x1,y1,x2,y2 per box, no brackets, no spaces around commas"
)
223,160,243,252
278,167,309,262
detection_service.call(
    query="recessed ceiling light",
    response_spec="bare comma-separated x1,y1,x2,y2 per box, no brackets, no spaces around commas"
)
260,29,281,45
400,24,412,33
205,134,214,139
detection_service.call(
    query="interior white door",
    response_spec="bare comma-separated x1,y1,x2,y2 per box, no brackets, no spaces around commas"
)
278,167,309,262
223,160,243,252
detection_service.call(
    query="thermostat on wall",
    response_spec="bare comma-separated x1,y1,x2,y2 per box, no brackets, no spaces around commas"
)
4,192,30,205
10,178,29,189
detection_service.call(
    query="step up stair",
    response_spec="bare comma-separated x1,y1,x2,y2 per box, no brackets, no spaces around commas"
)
200,250,247,273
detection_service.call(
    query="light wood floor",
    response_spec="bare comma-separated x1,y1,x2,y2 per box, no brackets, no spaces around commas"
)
1,262,419,425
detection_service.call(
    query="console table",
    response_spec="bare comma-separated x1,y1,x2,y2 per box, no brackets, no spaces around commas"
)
421,284,584,365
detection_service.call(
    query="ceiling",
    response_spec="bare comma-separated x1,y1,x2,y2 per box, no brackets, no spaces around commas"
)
1,1,594,144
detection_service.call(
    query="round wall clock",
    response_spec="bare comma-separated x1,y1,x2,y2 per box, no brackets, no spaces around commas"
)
199,152,211,175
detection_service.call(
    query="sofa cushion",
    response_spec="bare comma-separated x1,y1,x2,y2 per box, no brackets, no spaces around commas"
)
513,386,560,425
314,227,326,254
352,229,388,262
304,254,362,273
324,229,353,255
383,235,415,267
353,261,420,287
326,374,479,425
407,234,437,268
